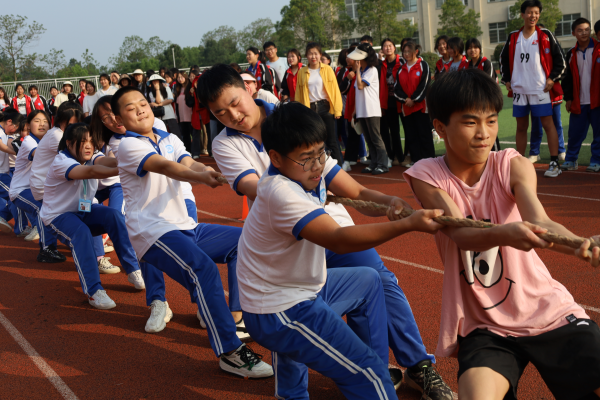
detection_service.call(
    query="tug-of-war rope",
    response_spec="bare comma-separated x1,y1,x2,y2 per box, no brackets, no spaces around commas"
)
214,176,599,250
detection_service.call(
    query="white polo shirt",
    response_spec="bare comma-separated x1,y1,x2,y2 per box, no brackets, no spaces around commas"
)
354,66,382,118
97,143,120,190
238,159,345,314
39,149,103,226
9,134,41,200
117,128,196,259
30,127,63,201
212,99,352,225
0,126,9,174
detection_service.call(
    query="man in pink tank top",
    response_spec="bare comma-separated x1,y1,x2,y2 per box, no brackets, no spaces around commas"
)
404,68,600,400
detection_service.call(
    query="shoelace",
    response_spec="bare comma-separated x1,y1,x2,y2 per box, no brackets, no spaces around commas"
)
236,345,263,371
423,366,444,394
150,302,165,317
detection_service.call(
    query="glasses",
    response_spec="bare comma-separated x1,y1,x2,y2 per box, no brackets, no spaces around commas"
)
101,113,115,125
286,149,331,172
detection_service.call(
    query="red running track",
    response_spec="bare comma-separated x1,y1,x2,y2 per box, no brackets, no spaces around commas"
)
0,158,599,399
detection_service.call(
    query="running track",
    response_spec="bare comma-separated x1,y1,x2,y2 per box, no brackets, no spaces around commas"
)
1,158,599,400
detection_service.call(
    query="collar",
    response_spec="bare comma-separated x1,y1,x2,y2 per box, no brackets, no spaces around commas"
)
125,127,169,141
577,39,595,52
61,148,77,160
225,99,276,152
360,66,371,76
30,134,41,144
113,133,125,140
267,163,323,200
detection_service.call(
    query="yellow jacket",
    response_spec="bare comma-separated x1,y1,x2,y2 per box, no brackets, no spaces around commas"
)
295,63,343,118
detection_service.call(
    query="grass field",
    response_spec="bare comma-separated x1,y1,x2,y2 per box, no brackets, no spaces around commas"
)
398,86,597,166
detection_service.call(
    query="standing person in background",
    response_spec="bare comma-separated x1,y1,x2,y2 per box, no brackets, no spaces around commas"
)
0,109,23,235
118,74,131,87
174,72,193,152
246,47,276,95
434,35,452,79
54,81,74,108
394,40,434,166
164,71,174,89
110,71,120,89
295,42,344,166
446,37,469,72
280,48,302,101
77,79,87,106
340,45,364,171
169,68,179,85
240,72,280,104
28,86,49,115
0,88,10,111
97,74,117,98
321,52,333,68
11,84,35,116
229,63,242,73
263,41,288,90
335,48,350,169
188,70,210,157
83,81,98,117
132,69,148,97
147,74,182,140
380,38,405,167
159,67,166,78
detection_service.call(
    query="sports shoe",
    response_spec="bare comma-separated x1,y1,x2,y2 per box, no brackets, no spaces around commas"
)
401,155,412,167
102,235,114,253
342,161,352,172
0,217,12,234
404,162,414,168
17,226,32,238
586,163,600,172
201,149,209,155
127,270,146,290
98,257,120,274
560,161,578,171
405,360,453,400
390,368,403,390
24,226,40,241
347,161,357,166
37,246,67,263
192,155,200,160
220,344,274,378
372,167,389,175
559,152,566,161
196,310,207,329
359,157,370,165
361,166,373,173
145,300,173,333
88,289,116,310
528,154,540,163
104,244,114,253
387,157,393,168
392,158,401,166
544,161,562,178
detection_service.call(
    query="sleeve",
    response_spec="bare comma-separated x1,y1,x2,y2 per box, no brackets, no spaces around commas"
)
499,35,512,84
92,151,106,165
402,159,444,209
21,137,37,161
393,70,409,103
212,137,259,196
268,181,327,240
281,72,290,97
261,65,274,92
482,59,494,78
42,96,50,115
411,61,430,102
83,97,90,114
547,30,567,81
170,134,191,163
184,85,195,108
326,67,343,117
54,157,81,182
165,87,174,101
562,51,574,102
323,156,341,188
117,138,157,178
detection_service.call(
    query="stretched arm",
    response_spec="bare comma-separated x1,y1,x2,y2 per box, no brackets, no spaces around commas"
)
68,165,118,180
94,155,117,168
236,174,260,200
0,139,16,155
142,153,223,188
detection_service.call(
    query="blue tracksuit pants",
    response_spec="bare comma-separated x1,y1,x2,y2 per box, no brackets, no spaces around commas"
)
0,173,28,235
95,183,124,213
565,105,600,164
12,189,56,249
529,103,566,156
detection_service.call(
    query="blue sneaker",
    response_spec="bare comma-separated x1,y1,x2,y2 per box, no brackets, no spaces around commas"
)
586,163,600,172
559,161,578,171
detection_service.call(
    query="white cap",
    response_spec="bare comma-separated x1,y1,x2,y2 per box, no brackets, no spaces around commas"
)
346,48,368,61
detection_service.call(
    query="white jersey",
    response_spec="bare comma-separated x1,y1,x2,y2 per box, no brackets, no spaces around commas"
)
9,135,40,200
0,126,10,174
30,127,63,201
97,143,120,190
511,31,547,95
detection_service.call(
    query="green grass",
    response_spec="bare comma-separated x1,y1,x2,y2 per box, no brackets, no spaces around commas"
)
398,87,596,165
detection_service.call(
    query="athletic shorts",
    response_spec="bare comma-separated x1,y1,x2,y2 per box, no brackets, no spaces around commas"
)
457,318,600,400
512,92,553,118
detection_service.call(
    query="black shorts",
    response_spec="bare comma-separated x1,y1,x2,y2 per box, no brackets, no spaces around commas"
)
457,319,600,400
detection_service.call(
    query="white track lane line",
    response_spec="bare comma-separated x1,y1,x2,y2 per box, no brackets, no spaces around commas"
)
0,310,78,399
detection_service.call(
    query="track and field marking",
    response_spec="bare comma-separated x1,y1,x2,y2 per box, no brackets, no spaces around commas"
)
0,310,79,399
349,173,406,182
498,140,592,147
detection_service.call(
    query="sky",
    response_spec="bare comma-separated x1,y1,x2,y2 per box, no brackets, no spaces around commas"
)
3,0,284,67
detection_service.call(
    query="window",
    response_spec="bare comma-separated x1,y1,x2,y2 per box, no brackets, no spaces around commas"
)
489,21,508,43
555,13,581,37
412,30,420,45
436,0,467,8
345,0,359,19
401,0,417,13
341,38,361,48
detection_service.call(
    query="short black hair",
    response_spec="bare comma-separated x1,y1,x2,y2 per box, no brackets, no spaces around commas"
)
58,123,96,160
27,109,50,125
263,41,276,50
321,52,331,62
521,0,542,14
356,43,379,68
402,40,421,56
15,83,24,91
595,19,600,35
99,73,110,82
286,48,302,63
426,69,503,125
196,64,246,106
79,78,87,83
2,108,24,126
305,42,322,56
465,38,482,53
360,35,374,45
447,37,464,56
90,95,115,146
262,102,327,156
572,17,591,32
54,101,83,129
111,86,144,116
28,84,38,92
435,35,449,52
86,80,96,91
246,46,259,55
381,38,396,48
337,49,349,67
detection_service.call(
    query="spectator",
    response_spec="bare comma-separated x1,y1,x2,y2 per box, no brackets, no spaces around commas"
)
159,67,166,78
28,85,50,115
97,74,117,98
147,74,182,140
132,69,147,96
83,81,98,117
54,81,74,108
118,74,131,87
246,47,276,95
0,88,9,111
240,72,279,104
321,52,332,67
164,71,174,89
360,35,374,46
110,71,120,89
446,37,468,72
340,45,364,171
47,86,59,119
433,35,452,79
174,72,193,152
281,48,303,101
263,41,288,86
169,68,179,84
295,42,344,166
77,79,87,105
187,70,209,157
11,84,35,116
380,38,405,167
229,63,242,73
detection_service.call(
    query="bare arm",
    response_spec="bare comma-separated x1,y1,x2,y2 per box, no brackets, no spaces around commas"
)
0,139,16,155
94,155,117,168
236,174,260,201
143,154,223,188
68,165,119,180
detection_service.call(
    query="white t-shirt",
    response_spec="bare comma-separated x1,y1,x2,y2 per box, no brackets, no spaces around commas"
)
576,43,595,105
355,66,382,118
237,157,343,314
308,68,329,103
511,31,547,95
255,89,280,105
0,127,10,173
97,86,117,98
30,127,63,201
266,57,289,84
148,87,176,120
97,143,120,190
9,134,40,200
116,129,196,258
83,93,99,115
15,97,27,115
39,149,104,226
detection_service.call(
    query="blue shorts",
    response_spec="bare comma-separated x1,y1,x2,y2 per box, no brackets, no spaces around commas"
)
512,92,552,118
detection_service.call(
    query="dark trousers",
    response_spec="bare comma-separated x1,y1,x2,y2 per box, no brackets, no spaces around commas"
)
312,101,343,166
179,121,193,153
403,112,435,163
380,106,404,162
343,119,362,163
358,117,388,169
164,118,182,140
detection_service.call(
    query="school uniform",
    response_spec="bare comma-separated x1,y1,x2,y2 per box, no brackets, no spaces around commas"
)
340,71,368,162
116,128,243,356
5,131,28,235
238,158,395,399
95,144,124,213
434,57,453,80
39,149,140,297
0,125,24,234
380,55,405,163
213,99,435,372
280,63,302,101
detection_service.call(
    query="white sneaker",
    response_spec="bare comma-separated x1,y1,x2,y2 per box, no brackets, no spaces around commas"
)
196,310,207,329
347,161,357,165
528,154,540,163
387,157,393,168
145,300,173,333
544,161,562,178
127,270,145,290
24,226,39,241
17,226,32,238
342,161,351,172
220,344,274,378
88,289,116,309
104,245,114,253
0,217,12,234
235,318,252,342
98,257,120,274
401,155,412,167
559,152,566,161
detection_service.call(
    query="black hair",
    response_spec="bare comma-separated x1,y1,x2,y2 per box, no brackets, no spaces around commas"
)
196,64,246,106
263,41,276,50
572,17,591,32
18,118,29,135
15,83,24,92
229,63,242,73
595,20,600,35
54,101,84,129
356,43,379,68
111,86,143,117
426,69,503,125
28,84,38,92
262,102,327,156
360,35,374,45
305,42,322,56
79,78,87,83
521,0,542,13
447,37,464,56
164,71,173,78
286,48,302,64
90,95,116,147
111,70,119,75
381,38,396,49
86,80,96,91
350,42,360,47
246,46,259,55
465,38,482,54
147,77,168,103
58,123,95,160
402,40,421,56
99,73,110,82
2,108,24,127
159,67,166,73
321,52,331,63
242,70,257,79
50,86,58,91
434,35,449,52
146,70,156,78
337,49,349,67
27,109,50,125
400,38,411,48
169,68,179,76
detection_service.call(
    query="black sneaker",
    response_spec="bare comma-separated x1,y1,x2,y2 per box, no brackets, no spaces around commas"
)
405,360,454,400
372,167,389,175
361,166,373,173
37,246,67,263
389,368,403,390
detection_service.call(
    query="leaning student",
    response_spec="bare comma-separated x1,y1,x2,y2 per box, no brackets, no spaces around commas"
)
39,123,144,309
110,87,272,377
405,68,600,400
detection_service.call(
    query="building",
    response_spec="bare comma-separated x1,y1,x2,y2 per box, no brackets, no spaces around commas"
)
343,0,599,59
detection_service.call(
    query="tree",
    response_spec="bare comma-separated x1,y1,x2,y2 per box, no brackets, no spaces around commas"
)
391,19,418,44
80,49,99,75
437,0,483,41
41,48,66,77
421,52,439,72
0,14,46,81
18,53,47,80
493,43,504,61
238,18,276,52
146,36,171,58
356,0,414,45
507,0,562,34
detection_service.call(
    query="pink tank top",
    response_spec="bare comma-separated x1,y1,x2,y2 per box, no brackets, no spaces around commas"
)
404,149,587,357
